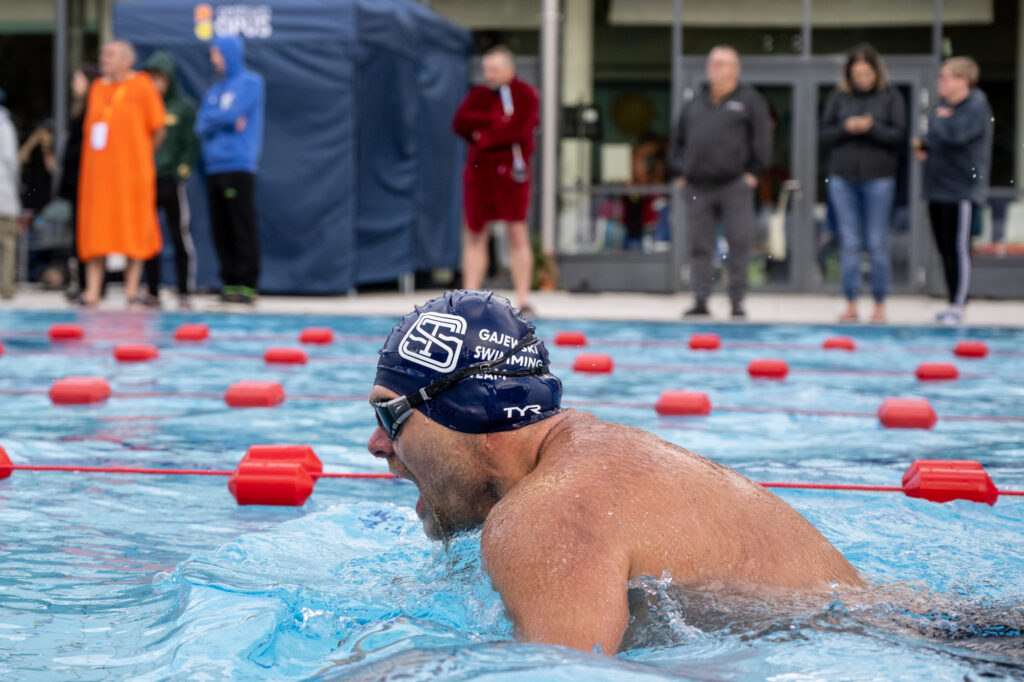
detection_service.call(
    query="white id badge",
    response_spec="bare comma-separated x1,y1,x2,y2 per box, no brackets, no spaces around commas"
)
90,122,109,151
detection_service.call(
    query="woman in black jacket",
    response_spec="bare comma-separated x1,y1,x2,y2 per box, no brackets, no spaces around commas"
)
820,44,906,323
58,63,99,300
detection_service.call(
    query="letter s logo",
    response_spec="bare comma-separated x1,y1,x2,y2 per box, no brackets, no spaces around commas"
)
398,312,467,373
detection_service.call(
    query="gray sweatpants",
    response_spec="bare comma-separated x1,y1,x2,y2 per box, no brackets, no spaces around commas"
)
685,176,755,305
0,216,16,299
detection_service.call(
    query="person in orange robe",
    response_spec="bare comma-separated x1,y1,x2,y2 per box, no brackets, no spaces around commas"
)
77,40,166,308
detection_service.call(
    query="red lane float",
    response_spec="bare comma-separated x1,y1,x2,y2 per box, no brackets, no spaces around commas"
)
0,445,11,480
228,460,315,506
748,358,788,379
554,331,587,347
0,340,4,357
573,353,614,374
49,377,112,405
299,327,334,344
823,336,856,351
655,390,712,416
241,444,322,474
688,333,721,351
49,324,84,341
228,444,323,506
224,381,285,407
915,363,959,381
114,344,159,363
264,347,308,365
954,340,988,358
902,459,998,506
878,398,937,429
174,323,209,342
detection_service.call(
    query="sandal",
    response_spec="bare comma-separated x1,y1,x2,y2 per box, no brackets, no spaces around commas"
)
73,294,99,309
838,311,858,323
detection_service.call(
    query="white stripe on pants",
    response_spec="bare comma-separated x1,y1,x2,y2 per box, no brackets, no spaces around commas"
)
954,200,972,307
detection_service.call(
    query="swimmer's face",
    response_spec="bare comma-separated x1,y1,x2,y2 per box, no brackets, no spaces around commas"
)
368,386,494,541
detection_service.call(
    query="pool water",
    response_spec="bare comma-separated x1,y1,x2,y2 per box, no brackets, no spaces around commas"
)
1,309,1022,680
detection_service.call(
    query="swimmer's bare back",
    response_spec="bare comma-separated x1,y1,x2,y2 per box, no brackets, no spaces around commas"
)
481,410,863,653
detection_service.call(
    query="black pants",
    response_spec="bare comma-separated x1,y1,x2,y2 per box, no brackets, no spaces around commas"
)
685,176,756,305
928,201,974,306
207,171,259,290
145,176,196,296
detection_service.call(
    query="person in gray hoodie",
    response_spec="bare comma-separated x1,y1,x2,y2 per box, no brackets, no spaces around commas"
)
0,88,20,299
916,56,993,325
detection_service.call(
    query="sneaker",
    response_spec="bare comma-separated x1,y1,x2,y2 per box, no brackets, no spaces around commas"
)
219,285,240,303
731,303,746,319
235,286,258,305
683,301,710,317
935,307,963,326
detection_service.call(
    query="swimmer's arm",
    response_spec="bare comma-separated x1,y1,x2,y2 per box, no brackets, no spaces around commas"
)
481,521,630,654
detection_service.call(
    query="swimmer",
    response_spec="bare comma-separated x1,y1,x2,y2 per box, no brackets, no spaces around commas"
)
368,290,863,653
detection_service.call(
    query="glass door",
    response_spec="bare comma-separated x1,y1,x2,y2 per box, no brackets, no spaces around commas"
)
678,55,935,293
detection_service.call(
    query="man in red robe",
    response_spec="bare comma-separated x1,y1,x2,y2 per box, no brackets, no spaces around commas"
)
453,46,539,315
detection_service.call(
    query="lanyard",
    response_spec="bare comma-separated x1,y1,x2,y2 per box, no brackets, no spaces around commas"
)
101,82,129,121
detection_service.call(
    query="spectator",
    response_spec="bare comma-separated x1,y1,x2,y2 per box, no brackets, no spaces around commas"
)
622,133,668,251
58,63,100,300
142,51,198,310
820,44,906,324
18,119,56,212
77,40,166,308
0,88,20,299
671,45,771,318
195,36,265,306
453,45,539,315
916,56,993,325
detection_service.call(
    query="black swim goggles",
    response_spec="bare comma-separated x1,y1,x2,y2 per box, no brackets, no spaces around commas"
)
371,333,547,440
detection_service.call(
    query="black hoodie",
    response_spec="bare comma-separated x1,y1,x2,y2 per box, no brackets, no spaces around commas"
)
820,86,906,183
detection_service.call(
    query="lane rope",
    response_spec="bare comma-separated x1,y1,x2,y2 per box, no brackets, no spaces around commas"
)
5,464,1021,495
1,388,1021,423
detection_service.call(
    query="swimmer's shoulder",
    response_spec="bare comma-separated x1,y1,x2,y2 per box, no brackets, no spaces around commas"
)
483,412,627,552
538,409,696,471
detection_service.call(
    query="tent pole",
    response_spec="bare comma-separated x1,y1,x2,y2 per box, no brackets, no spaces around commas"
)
53,0,69,194
539,0,560,258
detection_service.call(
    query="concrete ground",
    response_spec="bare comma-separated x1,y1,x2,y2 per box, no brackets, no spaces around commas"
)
2,285,1023,327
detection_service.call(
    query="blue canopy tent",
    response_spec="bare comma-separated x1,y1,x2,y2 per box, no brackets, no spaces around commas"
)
113,0,471,294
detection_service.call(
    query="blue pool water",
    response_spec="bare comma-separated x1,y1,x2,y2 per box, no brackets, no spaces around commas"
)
1,309,1022,680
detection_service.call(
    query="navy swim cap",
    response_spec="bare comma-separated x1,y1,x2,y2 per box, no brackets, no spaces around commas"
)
374,290,562,434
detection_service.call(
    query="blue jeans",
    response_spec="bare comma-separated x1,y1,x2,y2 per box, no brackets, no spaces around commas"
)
827,175,895,302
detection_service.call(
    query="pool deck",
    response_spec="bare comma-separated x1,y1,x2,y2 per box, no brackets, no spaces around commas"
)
3,286,1023,327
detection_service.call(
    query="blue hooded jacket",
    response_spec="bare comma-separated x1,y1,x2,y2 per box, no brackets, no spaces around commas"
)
195,36,265,175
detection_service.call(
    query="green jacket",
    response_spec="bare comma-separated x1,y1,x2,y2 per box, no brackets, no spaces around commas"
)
144,50,198,181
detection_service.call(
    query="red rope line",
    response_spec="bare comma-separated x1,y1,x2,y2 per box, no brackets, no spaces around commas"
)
5,464,1020,494
8,465,396,479
759,482,904,492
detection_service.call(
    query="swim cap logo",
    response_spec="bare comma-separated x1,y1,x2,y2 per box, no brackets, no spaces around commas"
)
398,313,467,373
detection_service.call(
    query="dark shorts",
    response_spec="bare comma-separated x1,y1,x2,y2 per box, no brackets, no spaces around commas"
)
463,164,531,233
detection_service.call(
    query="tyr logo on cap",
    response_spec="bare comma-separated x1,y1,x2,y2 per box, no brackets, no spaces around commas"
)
398,312,467,373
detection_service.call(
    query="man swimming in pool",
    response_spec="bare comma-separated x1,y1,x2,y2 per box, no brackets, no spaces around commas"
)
368,290,863,653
